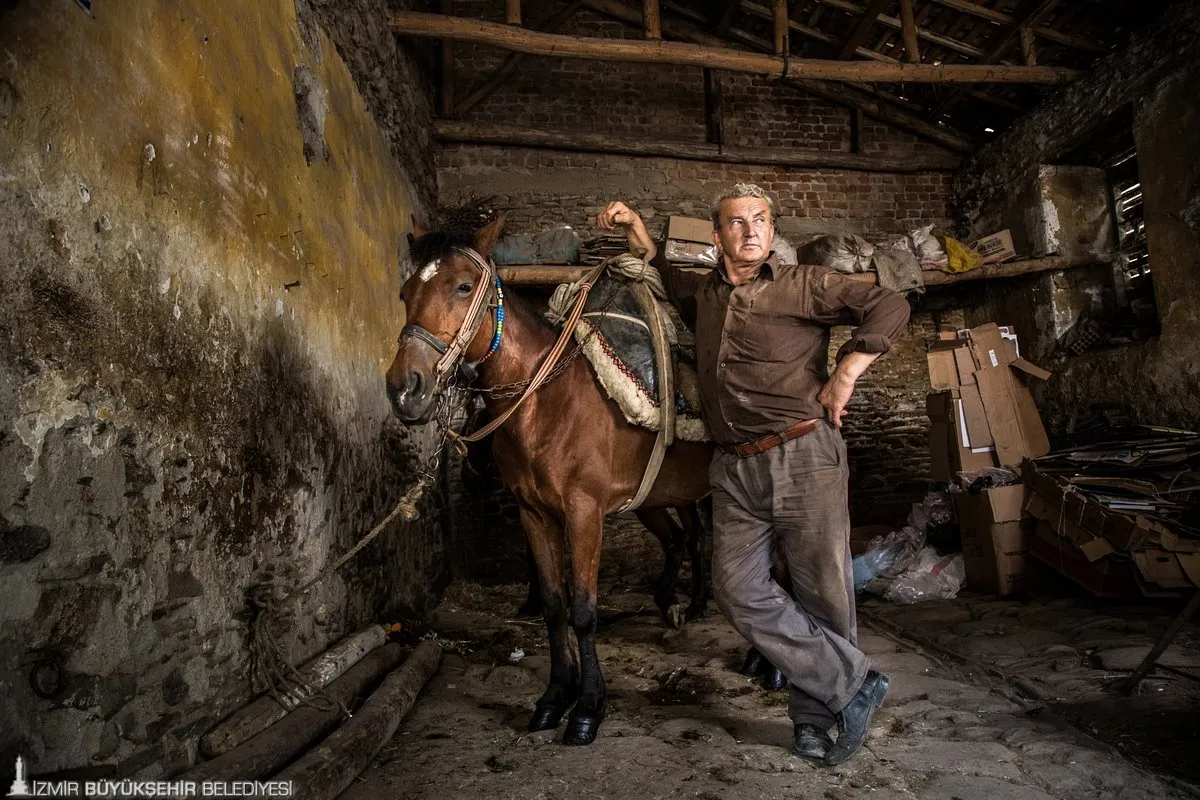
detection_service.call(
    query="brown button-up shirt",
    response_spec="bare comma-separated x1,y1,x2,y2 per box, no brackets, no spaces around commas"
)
665,253,911,446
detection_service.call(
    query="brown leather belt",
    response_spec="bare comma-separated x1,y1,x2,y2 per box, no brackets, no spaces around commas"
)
720,418,821,458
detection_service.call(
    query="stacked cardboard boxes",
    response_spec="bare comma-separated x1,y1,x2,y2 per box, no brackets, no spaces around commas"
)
926,323,1053,595
663,216,715,264
926,323,1052,481
1022,460,1200,597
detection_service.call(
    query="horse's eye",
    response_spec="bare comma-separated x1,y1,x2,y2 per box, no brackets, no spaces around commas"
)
455,282,473,295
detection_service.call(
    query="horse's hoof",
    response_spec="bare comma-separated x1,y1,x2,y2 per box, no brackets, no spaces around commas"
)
762,667,788,691
563,713,602,746
528,704,568,732
665,603,686,630
740,649,766,677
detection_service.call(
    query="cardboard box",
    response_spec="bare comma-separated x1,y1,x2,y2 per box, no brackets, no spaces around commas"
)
1029,522,1141,598
954,484,1033,595
664,216,714,244
663,239,715,264
972,229,1017,264
927,390,998,482
926,324,1051,471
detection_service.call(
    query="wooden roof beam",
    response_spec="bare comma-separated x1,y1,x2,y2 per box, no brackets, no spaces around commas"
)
390,11,1079,83
586,0,978,152
928,0,1104,52
837,0,891,59
749,0,985,59
434,119,962,170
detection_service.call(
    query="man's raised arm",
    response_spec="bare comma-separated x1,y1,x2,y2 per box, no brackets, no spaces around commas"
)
595,200,657,262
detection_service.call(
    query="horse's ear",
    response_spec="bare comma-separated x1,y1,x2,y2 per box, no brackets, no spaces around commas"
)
410,214,427,240
472,216,506,257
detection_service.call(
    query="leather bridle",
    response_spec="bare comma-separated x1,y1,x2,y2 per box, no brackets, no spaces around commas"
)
398,246,497,388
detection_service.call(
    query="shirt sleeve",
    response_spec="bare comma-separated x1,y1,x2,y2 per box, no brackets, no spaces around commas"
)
807,268,911,362
663,266,707,329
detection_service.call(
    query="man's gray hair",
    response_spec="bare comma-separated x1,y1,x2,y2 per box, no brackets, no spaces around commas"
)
709,182,778,227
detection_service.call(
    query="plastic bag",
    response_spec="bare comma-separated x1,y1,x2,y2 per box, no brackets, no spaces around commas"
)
882,548,965,604
937,235,983,274
797,234,874,273
954,467,1021,493
910,224,948,269
853,524,925,593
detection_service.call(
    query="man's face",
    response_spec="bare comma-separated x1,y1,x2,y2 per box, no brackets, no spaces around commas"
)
713,196,774,271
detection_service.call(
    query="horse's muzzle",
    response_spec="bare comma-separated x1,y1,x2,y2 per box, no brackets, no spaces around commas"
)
386,368,434,424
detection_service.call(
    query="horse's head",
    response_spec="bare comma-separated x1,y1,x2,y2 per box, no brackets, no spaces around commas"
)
386,216,505,424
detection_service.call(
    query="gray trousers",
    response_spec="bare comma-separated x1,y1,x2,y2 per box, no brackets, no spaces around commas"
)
710,420,869,729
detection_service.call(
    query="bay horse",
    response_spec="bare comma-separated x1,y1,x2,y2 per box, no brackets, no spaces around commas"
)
386,217,714,745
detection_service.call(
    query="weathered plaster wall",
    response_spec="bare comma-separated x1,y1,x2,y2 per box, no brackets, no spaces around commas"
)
953,2,1200,431
0,0,439,780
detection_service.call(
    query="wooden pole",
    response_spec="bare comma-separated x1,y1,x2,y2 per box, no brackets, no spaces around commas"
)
434,119,961,170
199,626,389,758
496,254,1112,286
1020,26,1038,66
899,0,920,63
439,0,454,117
850,107,864,154
643,0,661,39
389,11,1080,84
274,641,442,800
703,68,724,146
772,0,788,56
1120,592,1200,696
506,0,521,25
179,644,405,783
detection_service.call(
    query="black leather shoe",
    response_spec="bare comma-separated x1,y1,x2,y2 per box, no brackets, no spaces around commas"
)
825,670,889,765
792,723,834,760
740,648,766,676
761,666,788,691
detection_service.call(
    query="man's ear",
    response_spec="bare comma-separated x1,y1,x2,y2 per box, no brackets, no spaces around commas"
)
473,216,506,257
711,229,723,255
410,214,427,240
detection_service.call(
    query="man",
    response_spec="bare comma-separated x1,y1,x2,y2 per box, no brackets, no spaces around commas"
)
596,185,910,765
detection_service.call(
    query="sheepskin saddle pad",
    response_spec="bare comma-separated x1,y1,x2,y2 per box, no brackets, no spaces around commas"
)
566,273,709,443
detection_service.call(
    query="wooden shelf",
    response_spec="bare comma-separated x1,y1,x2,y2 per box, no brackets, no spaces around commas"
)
496,254,1113,287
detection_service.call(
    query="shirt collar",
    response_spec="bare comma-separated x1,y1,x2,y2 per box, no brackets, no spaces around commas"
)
712,252,780,286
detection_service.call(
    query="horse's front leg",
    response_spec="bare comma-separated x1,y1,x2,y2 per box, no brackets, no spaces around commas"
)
519,504,578,731
564,498,608,746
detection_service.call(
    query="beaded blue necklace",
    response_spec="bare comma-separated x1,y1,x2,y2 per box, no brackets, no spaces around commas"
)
477,273,504,365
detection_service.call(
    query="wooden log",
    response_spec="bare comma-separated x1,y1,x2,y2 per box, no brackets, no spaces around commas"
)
495,255,1112,286
434,119,962,171
582,0,976,152
838,0,890,59
703,67,723,146
389,11,1080,84
178,644,405,784
274,640,443,800
198,624,388,758
643,0,660,39
772,0,788,55
1020,26,1038,66
899,0,920,63
439,0,454,117
506,0,521,25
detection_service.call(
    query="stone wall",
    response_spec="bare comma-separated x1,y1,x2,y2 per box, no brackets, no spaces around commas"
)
0,0,438,780
952,2,1200,432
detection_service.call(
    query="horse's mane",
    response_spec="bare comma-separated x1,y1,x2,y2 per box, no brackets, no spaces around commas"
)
411,197,501,265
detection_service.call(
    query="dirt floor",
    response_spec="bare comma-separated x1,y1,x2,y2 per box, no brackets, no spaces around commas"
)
344,519,1200,800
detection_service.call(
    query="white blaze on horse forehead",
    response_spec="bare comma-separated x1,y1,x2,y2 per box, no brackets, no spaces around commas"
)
417,259,441,282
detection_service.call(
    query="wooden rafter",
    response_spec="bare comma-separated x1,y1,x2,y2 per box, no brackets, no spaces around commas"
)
899,0,920,63
439,0,454,117
773,0,789,55
389,11,1079,84
644,0,661,39
928,0,1103,52
837,0,891,59
433,119,962,171
587,0,976,151
455,2,585,119
930,0,1063,117
1020,26,1037,65
506,0,521,25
